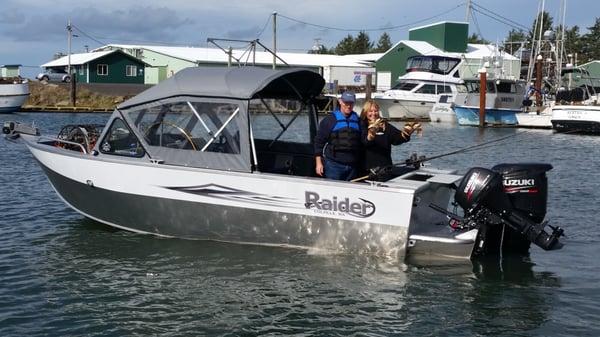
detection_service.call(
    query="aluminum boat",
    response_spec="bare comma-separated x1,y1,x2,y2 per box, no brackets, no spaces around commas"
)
4,66,563,261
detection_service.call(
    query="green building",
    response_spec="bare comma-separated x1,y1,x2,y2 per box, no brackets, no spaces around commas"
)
40,50,147,84
579,61,600,80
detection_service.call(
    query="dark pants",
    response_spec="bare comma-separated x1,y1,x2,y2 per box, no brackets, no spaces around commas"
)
324,159,357,181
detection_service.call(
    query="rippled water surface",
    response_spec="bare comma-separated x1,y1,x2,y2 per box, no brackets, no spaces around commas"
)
1,113,599,336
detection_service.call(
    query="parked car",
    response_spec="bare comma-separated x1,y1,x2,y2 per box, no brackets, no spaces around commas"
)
36,69,71,83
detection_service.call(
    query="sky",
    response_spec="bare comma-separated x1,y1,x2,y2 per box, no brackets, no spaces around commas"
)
1,0,598,78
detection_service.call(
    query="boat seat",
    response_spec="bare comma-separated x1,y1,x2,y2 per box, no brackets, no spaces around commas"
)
254,139,316,177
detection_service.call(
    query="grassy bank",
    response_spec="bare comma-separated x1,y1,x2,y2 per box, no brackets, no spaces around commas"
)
25,81,130,110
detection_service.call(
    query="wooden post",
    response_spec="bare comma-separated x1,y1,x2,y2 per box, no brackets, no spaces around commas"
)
365,74,372,100
70,75,76,107
332,80,338,111
478,67,486,128
535,55,543,114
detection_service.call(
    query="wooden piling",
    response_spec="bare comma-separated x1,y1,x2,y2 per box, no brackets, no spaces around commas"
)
479,68,486,128
365,74,372,100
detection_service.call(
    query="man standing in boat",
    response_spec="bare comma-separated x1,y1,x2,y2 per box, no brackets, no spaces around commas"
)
314,91,362,180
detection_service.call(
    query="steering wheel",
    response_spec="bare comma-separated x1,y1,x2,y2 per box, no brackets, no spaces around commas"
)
144,121,197,151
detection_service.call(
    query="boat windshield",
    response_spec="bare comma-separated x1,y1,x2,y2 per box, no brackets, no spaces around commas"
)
127,100,242,154
406,56,461,75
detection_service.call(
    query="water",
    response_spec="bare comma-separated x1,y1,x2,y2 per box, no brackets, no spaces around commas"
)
1,113,599,336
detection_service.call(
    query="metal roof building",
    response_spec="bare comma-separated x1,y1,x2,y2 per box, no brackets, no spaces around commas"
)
41,50,147,84
94,44,374,86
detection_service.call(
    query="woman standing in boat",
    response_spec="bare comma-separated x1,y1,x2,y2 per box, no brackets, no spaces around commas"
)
360,100,421,180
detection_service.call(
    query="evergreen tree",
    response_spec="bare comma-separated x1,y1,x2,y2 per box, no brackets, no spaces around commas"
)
503,29,527,55
334,34,356,55
308,45,333,54
580,17,600,62
528,11,554,42
560,25,583,60
467,33,489,44
372,32,392,53
353,31,373,54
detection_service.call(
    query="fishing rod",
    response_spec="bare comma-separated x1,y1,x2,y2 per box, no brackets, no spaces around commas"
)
352,129,535,182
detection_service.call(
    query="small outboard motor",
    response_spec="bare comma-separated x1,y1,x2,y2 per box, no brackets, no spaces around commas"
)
454,165,563,254
3,121,40,139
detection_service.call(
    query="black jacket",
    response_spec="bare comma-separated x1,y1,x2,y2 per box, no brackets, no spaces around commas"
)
361,120,409,170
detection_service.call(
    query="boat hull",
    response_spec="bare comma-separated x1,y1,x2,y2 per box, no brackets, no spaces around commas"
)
429,104,456,123
454,106,519,126
551,105,600,134
355,96,434,120
27,141,422,257
0,83,29,113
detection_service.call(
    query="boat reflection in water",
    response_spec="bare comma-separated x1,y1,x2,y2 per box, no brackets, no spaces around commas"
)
3,66,564,264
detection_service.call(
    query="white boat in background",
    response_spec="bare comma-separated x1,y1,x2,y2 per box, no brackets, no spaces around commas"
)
454,78,526,126
550,69,600,134
0,77,29,113
355,55,462,120
429,94,456,123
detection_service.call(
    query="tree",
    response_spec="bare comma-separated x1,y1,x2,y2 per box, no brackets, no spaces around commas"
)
503,29,527,55
372,32,392,53
308,45,333,54
334,34,356,55
467,33,489,44
528,11,554,42
353,31,373,54
560,25,583,60
580,17,600,62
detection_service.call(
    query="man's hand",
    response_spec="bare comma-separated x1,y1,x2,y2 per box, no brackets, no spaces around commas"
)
315,156,324,176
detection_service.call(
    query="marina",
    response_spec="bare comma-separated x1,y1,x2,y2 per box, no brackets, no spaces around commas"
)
1,111,599,335
1,0,600,335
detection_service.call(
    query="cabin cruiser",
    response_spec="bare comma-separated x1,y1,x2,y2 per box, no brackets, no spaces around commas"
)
355,55,462,120
454,78,526,126
0,77,29,113
3,66,563,261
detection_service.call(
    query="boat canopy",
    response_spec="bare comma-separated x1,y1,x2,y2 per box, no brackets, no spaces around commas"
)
119,66,325,109
98,67,325,173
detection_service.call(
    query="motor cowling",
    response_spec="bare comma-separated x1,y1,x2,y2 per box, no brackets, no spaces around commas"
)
455,166,563,252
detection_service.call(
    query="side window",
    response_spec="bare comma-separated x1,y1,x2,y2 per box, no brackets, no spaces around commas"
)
99,118,145,157
97,64,108,76
129,101,241,154
437,85,452,94
415,84,436,94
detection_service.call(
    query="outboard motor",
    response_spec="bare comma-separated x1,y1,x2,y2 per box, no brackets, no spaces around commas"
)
454,164,563,256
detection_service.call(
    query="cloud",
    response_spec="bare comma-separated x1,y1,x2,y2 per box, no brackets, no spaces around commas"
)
0,9,25,24
3,6,194,44
225,25,262,40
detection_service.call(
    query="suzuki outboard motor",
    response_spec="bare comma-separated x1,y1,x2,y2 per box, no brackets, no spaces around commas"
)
454,165,563,255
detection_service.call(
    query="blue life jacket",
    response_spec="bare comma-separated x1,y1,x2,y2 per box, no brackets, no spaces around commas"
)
328,110,361,152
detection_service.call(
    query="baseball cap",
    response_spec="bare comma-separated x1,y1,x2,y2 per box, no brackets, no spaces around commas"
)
340,91,356,103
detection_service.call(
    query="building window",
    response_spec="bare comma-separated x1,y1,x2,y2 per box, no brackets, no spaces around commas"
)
126,65,137,77
78,66,84,75
97,64,108,76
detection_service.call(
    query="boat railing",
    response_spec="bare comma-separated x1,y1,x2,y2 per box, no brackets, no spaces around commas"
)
38,136,88,154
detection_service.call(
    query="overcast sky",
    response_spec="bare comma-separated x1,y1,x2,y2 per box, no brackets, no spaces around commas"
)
1,0,598,78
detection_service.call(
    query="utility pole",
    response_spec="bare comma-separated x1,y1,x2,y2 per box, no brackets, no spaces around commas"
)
67,19,72,76
67,19,76,107
272,12,277,69
465,0,471,23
